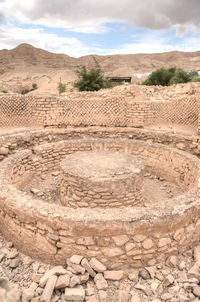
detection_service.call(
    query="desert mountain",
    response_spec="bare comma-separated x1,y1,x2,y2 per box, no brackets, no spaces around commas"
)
0,43,200,94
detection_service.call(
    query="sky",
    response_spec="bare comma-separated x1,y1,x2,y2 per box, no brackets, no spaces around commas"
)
0,0,200,57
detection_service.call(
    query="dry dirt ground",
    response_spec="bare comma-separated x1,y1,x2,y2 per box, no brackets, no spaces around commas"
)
146,124,197,136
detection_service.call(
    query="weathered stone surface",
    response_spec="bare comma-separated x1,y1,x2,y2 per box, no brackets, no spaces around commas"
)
89,258,107,273
6,250,19,259
134,283,152,296
40,275,57,302
23,256,33,267
94,273,108,290
77,237,95,246
112,235,129,246
86,295,98,302
193,286,200,297
30,188,40,195
70,275,81,288
9,258,20,268
85,283,94,296
80,272,89,284
142,239,153,250
32,273,43,283
0,147,9,155
167,255,178,267
133,235,146,243
161,293,173,300
131,289,142,302
65,287,85,301
188,263,200,279
67,260,85,274
98,291,107,302
163,274,174,287
22,287,35,302
35,233,57,258
39,266,67,287
125,242,135,252
176,143,185,150
102,247,124,258
81,258,96,278
104,270,124,281
70,255,84,265
138,268,151,280
151,281,160,292
194,246,200,263
128,271,138,281
145,266,156,279
55,274,70,289
158,238,171,248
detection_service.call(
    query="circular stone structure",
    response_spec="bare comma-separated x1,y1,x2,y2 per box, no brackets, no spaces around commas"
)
60,151,144,208
0,136,200,269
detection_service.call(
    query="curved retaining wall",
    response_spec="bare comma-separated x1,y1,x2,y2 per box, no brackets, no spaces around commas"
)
0,138,200,269
0,127,200,163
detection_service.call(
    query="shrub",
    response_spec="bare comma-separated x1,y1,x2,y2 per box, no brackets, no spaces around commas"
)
32,83,38,90
21,83,38,95
74,58,113,91
1,90,8,93
142,67,199,86
58,82,66,94
142,67,176,86
21,89,30,95
191,77,200,82
187,71,199,81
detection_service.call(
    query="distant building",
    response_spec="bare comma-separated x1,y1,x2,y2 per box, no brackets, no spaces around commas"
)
107,76,132,83
133,73,151,79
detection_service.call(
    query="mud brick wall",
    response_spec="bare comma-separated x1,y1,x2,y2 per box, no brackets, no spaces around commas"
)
0,82,200,130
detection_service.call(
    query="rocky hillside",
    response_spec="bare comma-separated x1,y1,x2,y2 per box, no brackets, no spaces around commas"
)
0,43,200,94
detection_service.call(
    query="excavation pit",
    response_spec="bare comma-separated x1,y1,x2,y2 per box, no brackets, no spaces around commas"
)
60,151,144,208
0,136,200,268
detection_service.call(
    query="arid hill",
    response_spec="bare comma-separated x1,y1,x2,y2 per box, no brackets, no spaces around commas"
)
0,43,200,94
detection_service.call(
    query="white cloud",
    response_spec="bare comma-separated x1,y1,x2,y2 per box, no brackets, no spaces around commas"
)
1,0,200,33
0,25,99,57
175,25,188,37
103,34,200,55
0,0,200,56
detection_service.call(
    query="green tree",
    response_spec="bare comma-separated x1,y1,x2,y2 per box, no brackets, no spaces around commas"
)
74,59,113,91
169,68,190,84
58,81,66,94
142,67,176,86
142,67,199,86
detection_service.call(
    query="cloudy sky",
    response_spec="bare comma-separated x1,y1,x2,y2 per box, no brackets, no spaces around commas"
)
0,0,200,57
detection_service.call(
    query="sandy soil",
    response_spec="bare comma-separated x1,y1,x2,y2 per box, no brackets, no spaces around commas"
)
146,124,197,136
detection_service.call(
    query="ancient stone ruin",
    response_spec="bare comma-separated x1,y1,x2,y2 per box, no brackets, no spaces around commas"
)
1,82,200,301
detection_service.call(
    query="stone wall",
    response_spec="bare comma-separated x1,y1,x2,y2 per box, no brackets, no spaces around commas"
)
1,126,200,162
10,138,197,192
0,82,200,129
60,151,144,209
0,137,200,269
